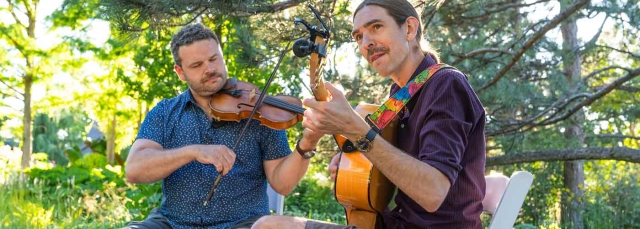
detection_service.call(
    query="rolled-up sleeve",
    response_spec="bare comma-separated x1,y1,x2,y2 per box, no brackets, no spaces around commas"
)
417,71,475,184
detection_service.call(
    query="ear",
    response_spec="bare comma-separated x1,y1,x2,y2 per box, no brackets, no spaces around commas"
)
404,16,420,41
174,64,186,81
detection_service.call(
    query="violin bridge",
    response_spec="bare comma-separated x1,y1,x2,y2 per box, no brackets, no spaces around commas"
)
249,89,257,102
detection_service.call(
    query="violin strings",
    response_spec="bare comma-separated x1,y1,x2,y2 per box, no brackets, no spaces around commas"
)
263,96,306,114
232,88,305,114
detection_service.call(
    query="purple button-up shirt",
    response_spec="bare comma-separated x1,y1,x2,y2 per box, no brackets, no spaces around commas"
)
382,56,486,229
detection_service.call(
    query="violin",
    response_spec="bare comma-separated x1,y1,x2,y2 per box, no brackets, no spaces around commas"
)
208,78,306,130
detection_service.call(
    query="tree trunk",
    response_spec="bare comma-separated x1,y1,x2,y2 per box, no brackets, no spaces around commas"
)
21,75,32,168
560,1,584,227
21,1,37,169
106,113,117,164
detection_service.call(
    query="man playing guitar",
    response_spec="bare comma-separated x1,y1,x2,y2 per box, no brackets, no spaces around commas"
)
253,0,486,228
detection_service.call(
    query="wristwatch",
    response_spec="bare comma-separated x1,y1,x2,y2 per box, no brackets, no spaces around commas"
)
355,129,377,153
296,139,316,159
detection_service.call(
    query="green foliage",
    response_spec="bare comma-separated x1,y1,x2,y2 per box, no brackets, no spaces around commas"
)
582,161,640,228
52,0,101,29
284,159,346,224
0,150,160,228
32,109,91,166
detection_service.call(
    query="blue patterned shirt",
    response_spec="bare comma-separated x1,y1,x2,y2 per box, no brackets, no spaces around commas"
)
136,90,291,229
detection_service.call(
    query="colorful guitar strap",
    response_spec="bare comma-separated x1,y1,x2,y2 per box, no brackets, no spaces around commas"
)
366,63,453,132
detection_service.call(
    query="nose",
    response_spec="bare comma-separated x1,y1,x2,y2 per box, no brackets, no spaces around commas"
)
360,34,375,56
362,33,374,50
204,60,216,74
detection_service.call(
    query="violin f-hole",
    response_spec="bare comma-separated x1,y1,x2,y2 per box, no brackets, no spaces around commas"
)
237,103,255,109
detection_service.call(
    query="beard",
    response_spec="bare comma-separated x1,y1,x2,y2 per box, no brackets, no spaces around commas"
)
184,71,228,97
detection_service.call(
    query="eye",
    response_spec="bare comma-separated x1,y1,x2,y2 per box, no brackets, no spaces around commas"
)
373,24,382,30
354,34,363,42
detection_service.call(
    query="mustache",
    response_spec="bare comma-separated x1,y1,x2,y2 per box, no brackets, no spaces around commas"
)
367,46,389,60
200,72,224,84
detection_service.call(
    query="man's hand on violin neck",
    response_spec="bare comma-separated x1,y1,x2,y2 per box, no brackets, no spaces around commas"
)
190,144,236,175
302,82,370,139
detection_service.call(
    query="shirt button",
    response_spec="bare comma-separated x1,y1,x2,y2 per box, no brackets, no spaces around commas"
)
400,123,405,128
399,208,403,213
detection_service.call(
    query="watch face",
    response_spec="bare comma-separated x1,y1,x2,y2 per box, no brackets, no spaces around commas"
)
303,151,315,159
356,139,371,152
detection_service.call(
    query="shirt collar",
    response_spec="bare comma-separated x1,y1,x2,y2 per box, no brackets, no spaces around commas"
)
180,89,199,110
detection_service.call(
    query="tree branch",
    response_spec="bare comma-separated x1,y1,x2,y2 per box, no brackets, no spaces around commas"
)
616,86,640,93
596,45,640,59
459,0,550,20
6,0,27,29
538,67,640,125
476,0,590,93
0,77,25,97
451,48,515,63
581,15,607,54
488,67,640,136
583,65,631,82
586,134,640,140
0,25,26,55
486,147,640,166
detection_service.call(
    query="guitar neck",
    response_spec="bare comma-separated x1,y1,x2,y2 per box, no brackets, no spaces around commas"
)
312,77,330,101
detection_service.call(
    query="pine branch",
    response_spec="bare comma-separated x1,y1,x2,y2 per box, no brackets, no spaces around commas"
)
476,0,590,93
104,0,310,31
459,0,551,20
596,45,640,59
583,65,631,82
488,66,640,136
452,48,515,59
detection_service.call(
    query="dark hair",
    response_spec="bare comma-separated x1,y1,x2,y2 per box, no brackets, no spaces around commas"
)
170,24,220,66
354,0,440,63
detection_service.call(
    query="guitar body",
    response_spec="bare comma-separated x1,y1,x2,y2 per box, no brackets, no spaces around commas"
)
334,103,398,229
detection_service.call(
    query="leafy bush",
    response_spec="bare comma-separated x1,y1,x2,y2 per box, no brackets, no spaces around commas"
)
1,152,160,228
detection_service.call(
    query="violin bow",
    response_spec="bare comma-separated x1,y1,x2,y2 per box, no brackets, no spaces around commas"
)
203,41,292,206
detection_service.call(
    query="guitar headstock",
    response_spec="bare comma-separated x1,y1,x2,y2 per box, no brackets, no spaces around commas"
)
292,4,332,101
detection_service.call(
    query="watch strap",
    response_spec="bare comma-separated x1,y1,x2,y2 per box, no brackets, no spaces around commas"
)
295,139,315,157
365,128,377,142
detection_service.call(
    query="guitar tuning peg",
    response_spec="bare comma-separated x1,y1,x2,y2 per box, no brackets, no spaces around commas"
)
293,38,313,57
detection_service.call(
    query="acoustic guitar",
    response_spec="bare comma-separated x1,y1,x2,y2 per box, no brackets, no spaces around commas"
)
297,21,395,229
333,102,397,229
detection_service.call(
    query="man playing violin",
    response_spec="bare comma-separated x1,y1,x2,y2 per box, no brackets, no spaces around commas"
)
123,23,323,229
253,0,486,228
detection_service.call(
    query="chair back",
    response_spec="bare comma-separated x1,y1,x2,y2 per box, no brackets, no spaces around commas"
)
484,171,534,229
266,183,284,215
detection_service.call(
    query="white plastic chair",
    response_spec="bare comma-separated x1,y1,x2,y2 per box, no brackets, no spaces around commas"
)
266,183,284,215
483,171,534,229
